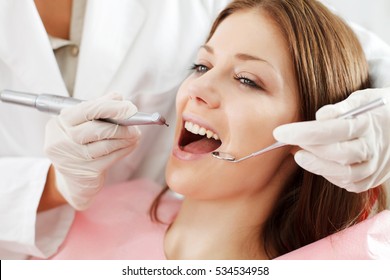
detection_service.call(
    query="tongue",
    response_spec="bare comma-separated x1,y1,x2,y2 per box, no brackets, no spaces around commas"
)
183,138,221,154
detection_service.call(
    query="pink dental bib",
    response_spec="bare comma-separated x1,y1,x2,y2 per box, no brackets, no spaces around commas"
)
44,178,390,260
276,210,390,259
48,179,181,260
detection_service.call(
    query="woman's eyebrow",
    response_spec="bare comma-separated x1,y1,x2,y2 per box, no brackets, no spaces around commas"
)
235,53,266,62
235,53,275,71
200,44,214,54
200,44,275,70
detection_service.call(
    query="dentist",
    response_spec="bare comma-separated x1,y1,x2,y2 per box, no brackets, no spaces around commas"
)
0,0,231,259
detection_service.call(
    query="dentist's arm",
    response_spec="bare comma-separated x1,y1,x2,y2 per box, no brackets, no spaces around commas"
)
37,165,67,212
274,88,390,192
44,93,141,210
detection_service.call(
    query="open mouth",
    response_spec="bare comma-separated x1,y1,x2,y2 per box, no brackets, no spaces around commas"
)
179,121,222,154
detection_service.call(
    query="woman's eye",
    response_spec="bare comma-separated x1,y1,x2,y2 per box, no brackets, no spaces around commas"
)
191,63,209,73
234,75,262,90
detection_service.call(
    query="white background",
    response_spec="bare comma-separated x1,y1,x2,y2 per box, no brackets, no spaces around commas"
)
323,0,390,45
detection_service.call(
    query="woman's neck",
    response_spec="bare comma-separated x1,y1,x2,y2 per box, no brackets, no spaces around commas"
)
164,194,273,260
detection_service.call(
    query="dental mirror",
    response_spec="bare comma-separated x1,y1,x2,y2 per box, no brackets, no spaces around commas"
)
212,97,387,163
212,141,286,163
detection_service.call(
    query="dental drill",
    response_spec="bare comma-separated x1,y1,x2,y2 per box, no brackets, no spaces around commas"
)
0,89,168,126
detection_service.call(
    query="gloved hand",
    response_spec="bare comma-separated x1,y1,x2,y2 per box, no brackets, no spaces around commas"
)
44,93,141,210
273,87,390,193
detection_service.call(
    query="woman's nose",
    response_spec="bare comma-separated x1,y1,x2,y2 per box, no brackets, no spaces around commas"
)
188,73,221,109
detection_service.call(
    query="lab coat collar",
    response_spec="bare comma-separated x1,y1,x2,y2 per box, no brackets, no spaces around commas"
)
0,1,68,95
73,0,146,100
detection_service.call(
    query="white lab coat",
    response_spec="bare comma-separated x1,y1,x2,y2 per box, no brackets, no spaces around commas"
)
0,0,389,260
0,0,231,259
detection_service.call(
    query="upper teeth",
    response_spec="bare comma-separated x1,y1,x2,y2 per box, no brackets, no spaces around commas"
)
184,121,220,140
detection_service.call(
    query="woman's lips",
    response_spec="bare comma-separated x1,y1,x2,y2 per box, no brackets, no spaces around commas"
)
174,114,222,160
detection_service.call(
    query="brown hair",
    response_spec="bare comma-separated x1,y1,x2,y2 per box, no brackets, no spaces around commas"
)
152,0,387,258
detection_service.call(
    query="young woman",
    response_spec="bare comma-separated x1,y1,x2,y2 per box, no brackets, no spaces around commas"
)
46,0,387,260
163,0,387,259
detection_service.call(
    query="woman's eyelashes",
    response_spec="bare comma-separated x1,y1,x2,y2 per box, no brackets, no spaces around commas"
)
191,63,209,73
233,74,263,90
190,63,264,91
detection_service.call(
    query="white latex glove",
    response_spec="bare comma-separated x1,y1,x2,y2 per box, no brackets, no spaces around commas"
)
44,93,141,210
273,88,390,193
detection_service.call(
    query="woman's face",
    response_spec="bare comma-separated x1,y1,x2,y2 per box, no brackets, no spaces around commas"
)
166,9,300,200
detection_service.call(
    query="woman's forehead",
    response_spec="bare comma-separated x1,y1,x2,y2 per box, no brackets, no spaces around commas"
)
208,11,288,63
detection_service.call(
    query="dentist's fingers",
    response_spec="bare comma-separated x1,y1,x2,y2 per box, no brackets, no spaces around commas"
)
299,137,372,166
273,116,368,145
66,120,141,144
44,93,142,210
294,150,376,192
85,139,139,161
315,88,389,121
61,93,138,126
278,88,390,193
